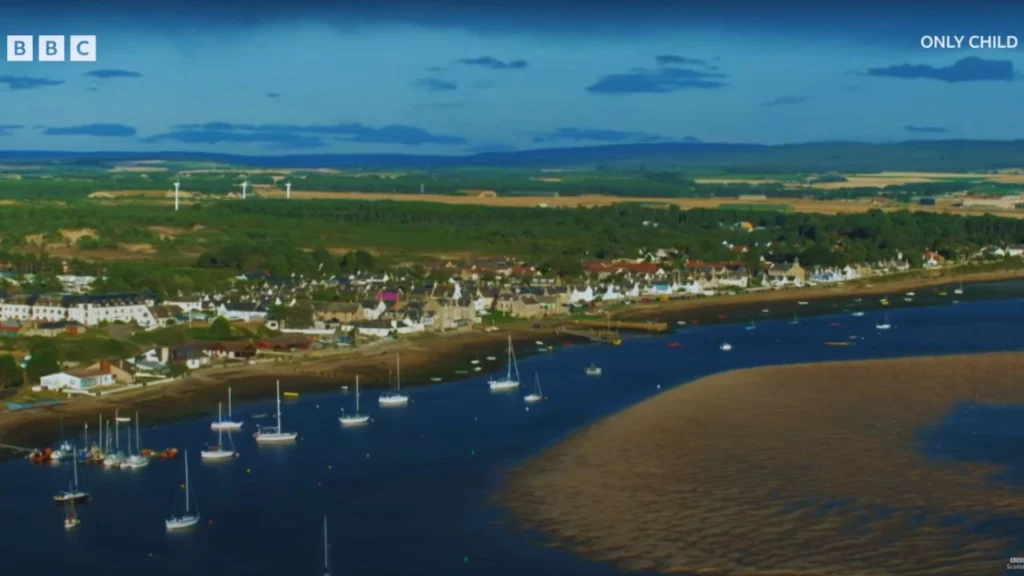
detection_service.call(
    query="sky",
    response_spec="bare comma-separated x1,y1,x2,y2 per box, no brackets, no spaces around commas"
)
0,0,1022,155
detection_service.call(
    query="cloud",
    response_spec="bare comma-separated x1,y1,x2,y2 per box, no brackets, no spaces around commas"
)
145,122,467,147
412,101,471,109
0,125,23,136
761,96,806,107
84,69,143,79
456,56,528,70
655,54,707,67
413,77,457,91
0,76,64,90
587,66,727,94
266,92,281,98
530,127,669,144
42,123,137,137
905,125,949,134
866,57,1015,83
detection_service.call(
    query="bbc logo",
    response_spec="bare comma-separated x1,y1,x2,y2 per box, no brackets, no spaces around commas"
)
6,35,96,62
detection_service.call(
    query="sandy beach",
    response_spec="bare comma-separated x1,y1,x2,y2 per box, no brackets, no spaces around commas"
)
502,352,1024,575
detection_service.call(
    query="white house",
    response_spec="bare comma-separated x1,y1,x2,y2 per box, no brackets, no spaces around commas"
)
570,286,595,304
0,293,158,327
217,301,270,322
40,369,114,391
164,298,204,312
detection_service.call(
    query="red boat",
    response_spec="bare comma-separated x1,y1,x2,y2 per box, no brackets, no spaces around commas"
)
667,342,680,348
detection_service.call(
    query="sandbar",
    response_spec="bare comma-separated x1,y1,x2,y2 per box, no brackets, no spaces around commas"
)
502,352,1024,575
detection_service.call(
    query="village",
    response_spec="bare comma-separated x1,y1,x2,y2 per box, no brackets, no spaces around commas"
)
0,242,1018,399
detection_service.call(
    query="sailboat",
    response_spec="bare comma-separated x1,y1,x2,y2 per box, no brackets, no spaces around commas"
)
379,355,409,406
524,373,543,403
322,515,332,576
121,412,149,469
253,381,298,443
745,320,756,330
201,403,237,459
851,310,865,317
165,450,200,531
50,418,73,461
64,497,80,529
210,386,244,430
340,376,370,426
488,335,521,391
720,342,733,351
875,314,892,330
53,445,89,503
954,282,964,295
102,409,125,468
789,314,799,325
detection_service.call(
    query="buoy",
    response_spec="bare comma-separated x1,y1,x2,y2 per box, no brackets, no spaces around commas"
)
366,453,370,459
148,553,153,557
246,468,251,474
464,555,469,564
208,519,214,526
328,465,332,470
180,483,185,489
318,481,322,487
525,406,530,412
656,385,661,390
471,449,476,456
316,404,320,409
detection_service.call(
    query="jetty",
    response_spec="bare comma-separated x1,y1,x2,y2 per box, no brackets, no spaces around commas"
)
556,328,622,344
567,319,670,333
0,443,33,455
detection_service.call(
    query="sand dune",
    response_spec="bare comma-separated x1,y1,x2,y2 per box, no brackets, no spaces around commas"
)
503,352,1024,575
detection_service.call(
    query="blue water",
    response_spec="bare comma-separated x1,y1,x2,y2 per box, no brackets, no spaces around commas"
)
2,297,1024,576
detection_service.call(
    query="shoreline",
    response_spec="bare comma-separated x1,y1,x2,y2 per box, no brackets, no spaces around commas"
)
612,266,1024,322
502,352,1024,575
2,265,1022,459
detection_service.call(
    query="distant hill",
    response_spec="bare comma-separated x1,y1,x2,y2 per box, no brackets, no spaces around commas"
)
1,140,1023,173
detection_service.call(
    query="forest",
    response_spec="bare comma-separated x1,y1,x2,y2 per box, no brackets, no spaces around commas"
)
0,199,1022,298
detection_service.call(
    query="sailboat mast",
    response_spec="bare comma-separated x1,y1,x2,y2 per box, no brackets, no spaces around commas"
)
323,515,329,570
98,415,102,452
114,409,119,451
72,447,79,488
135,412,140,455
396,354,401,392
507,336,512,380
276,381,282,430
184,452,190,513
355,376,360,413
218,403,224,444
228,387,233,419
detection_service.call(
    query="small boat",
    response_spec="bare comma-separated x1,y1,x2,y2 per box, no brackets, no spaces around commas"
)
524,373,543,404
745,321,756,331
165,451,199,531
473,366,482,372
470,358,480,365
201,403,237,460
612,339,622,346
875,314,892,331
210,387,243,431
797,301,809,306
851,311,865,317
938,291,947,296
115,416,132,423
905,291,915,297
789,314,799,325
720,342,733,351
429,377,442,382
667,342,680,348
825,341,854,347
29,447,52,463
854,298,863,302
954,283,964,295
761,308,769,313
380,355,410,406
486,356,497,361
676,320,687,325
585,363,602,376
283,392,299,399
903,297,913,302
488,335,521,391
339,376,370,427
160,448,179,459
64,497,81,529
880,298,889,306
54,447,90,503
535,340,544,346
253,381,299,443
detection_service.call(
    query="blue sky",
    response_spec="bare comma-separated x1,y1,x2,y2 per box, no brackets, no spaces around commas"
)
0,0,1022,155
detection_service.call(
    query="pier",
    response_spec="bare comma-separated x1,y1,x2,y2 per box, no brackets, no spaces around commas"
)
556,328,623,344
567,319,670,332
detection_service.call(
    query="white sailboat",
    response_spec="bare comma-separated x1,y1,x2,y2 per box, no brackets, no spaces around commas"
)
253,381,298,443
340,376,370,426
488,335,520,391
875,314,892,330
954,283,964,295
102,416,124,468
165,450,200,531
379,355,409,406
202,403,237,459
322,515,332,576
53,445,89,503
585,363,602,376
720,342,733,351
210,387,243,430
524,373,543,403
121,412,149,469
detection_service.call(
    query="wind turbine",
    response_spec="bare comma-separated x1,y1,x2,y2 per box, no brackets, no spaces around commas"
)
285,181,291,199
241,180,249,199
173,179,180,211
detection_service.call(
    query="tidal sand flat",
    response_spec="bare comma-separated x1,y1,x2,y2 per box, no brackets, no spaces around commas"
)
503,352,1024,575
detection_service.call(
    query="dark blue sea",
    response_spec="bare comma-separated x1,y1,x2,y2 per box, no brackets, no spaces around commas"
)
3,286,1024,576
